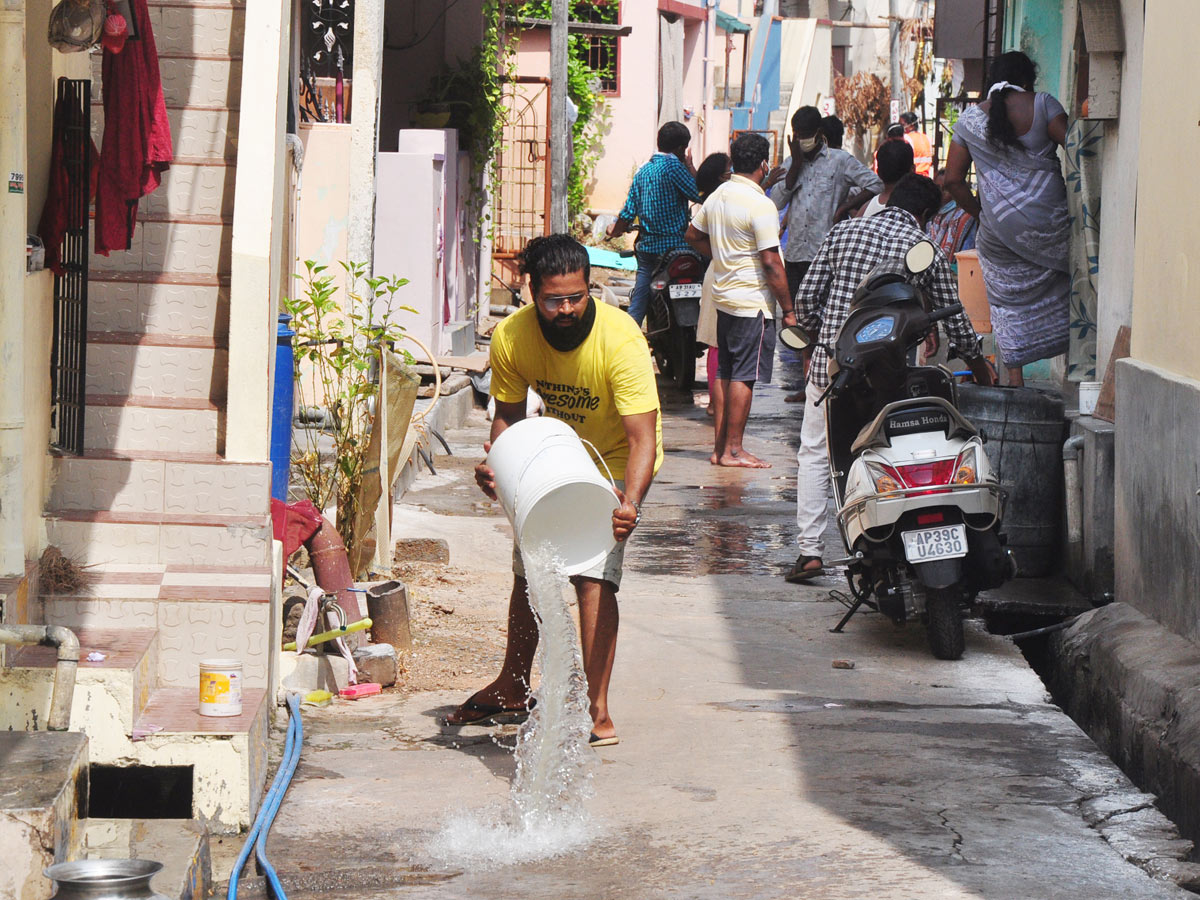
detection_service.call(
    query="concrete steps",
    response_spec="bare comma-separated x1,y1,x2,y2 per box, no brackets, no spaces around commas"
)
0,731,88,900
30,0,270,843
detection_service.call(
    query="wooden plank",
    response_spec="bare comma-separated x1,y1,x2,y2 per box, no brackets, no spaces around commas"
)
407,350,490,373
1093,324,1130,423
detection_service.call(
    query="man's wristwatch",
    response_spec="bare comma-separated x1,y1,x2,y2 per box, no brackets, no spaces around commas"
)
632,501,643,528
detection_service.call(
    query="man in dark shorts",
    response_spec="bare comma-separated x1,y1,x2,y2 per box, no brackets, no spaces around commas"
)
686,133,796,468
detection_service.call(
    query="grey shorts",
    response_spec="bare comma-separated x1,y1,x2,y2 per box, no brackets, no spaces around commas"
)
512,479,629,591
717,310,775,384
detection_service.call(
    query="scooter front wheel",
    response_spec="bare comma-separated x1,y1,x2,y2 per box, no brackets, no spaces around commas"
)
925,587,965,660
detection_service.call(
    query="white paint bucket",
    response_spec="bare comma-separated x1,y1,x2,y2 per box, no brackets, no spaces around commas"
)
198,659,243,717
1078,381,1101,416
487,416,620,575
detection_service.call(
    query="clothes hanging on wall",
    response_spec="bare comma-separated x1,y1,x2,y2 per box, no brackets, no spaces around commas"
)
94,0,172,255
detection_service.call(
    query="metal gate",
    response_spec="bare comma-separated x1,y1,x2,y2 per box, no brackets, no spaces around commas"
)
493,76,551,259
49,77,91,455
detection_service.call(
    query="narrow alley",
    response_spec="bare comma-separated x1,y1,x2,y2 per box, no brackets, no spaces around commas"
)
229,369,1192,899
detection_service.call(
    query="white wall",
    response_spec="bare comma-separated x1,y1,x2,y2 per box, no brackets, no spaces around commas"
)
1094,0,1144,375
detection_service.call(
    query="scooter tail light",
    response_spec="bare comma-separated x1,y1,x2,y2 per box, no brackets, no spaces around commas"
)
895,459,956,487
954,447,978,484
650,277,669,291
869,463,904,494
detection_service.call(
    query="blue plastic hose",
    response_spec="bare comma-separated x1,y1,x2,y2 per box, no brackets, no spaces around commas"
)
227,694,303,900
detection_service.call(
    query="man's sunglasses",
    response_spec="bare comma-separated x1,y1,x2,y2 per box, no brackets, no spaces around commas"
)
537,291,588,311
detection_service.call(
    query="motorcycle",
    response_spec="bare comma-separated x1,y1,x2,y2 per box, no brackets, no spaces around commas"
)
782,240,1015,660
620,240,708,392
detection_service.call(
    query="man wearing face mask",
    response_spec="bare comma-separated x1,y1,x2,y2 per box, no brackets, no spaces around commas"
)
766,106,883,300
444,234,663,748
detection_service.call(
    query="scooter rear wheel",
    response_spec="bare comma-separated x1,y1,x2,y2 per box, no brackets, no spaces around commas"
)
925,588,965,660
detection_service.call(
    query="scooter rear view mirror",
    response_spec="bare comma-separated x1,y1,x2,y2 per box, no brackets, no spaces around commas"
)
905,240,937,275
779,325,814,350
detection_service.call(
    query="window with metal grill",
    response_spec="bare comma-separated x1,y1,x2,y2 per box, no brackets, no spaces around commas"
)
574,1,620,94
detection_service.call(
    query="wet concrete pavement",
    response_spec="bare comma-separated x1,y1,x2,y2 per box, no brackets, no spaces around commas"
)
240,362,1193,899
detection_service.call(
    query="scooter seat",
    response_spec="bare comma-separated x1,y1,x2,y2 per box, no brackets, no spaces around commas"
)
850,396,978,455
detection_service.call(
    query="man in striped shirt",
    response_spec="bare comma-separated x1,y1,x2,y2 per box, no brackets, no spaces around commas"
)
686,133,796,468
786,174,993,583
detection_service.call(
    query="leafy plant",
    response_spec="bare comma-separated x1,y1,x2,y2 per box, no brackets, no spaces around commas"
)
285,261,414,563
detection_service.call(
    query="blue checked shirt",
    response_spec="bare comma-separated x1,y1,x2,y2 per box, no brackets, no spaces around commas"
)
618,153,701,256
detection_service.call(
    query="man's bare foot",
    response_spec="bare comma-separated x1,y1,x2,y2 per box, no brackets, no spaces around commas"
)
710,450,722,465
717,450,771,468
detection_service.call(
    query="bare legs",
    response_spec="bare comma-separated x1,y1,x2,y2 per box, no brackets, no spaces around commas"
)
445,575,620,739
576,578,619,740
1006,366,1024,387
712,379,771,468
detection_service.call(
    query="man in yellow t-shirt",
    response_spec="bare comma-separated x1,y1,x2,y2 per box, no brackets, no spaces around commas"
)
444,234,662,747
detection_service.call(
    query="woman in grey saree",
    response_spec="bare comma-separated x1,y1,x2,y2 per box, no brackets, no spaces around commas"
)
945,52,1070,386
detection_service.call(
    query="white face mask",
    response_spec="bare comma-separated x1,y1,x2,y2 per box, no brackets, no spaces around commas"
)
797,135,820,154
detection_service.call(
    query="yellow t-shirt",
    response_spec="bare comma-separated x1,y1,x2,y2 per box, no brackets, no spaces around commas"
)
489,301,664,480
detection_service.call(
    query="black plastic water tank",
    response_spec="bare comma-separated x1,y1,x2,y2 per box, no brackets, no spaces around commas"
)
956,384,1067,577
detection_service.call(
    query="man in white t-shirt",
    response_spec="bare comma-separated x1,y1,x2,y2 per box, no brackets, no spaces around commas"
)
685,133,796,468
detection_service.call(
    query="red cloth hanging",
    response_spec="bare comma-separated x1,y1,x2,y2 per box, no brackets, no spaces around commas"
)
94,0,172,256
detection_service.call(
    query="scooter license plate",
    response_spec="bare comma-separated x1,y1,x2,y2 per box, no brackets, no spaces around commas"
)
668,282,703,299
901,524,968,563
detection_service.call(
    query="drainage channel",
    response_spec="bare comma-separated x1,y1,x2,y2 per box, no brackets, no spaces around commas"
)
983,609,1200,894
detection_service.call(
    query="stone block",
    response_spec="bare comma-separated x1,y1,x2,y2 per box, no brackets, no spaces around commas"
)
353,643,398,687
0,732,88,900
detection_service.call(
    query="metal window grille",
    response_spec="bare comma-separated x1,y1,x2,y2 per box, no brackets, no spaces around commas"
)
574,1,619,93
299,0,354,123
493,77,551,259
49,77,91,456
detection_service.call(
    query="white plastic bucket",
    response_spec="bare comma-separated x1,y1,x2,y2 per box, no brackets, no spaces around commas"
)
1078,381,1101,416
487,417,620,575
198,659,243,717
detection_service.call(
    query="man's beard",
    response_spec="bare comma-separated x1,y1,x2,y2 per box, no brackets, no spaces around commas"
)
537,298,597,352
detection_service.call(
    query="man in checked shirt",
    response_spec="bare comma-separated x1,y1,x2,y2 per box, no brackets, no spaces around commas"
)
607,121,700,325
785,174,995,584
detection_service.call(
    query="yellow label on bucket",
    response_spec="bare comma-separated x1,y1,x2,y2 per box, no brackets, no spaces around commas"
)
199,673,230,703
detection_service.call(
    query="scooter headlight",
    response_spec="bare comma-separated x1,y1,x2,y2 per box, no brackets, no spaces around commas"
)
954,447,978,484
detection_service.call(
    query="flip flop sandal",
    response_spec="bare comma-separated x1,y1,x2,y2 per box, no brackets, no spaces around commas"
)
785,555,824,584
442,695,535,727
589,732,620,748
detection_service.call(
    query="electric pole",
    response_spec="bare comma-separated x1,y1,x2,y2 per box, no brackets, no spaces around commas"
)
889,0,903,118
549,0,569,233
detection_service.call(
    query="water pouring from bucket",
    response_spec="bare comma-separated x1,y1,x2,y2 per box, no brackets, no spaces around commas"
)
486,417,621,574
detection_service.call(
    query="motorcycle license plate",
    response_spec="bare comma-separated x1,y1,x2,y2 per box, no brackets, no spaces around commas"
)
668,282,703,299
901,524,968,563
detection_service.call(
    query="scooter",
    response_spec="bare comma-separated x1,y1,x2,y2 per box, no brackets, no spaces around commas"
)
782,240,1015,660
620,239,707,392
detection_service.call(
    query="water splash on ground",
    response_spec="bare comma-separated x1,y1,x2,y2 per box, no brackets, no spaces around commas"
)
428,545,597,869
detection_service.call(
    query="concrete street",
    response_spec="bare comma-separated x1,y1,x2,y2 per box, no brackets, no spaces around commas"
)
233,366,1191,899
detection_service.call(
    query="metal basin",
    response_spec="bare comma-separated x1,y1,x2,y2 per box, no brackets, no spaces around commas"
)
45,860,166,900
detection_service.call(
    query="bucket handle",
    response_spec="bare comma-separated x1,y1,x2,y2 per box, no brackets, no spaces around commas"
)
578,437,618,493
512,435,619,510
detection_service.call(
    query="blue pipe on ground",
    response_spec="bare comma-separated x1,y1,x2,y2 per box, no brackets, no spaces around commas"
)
227,694,303,900
271,313,296,501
